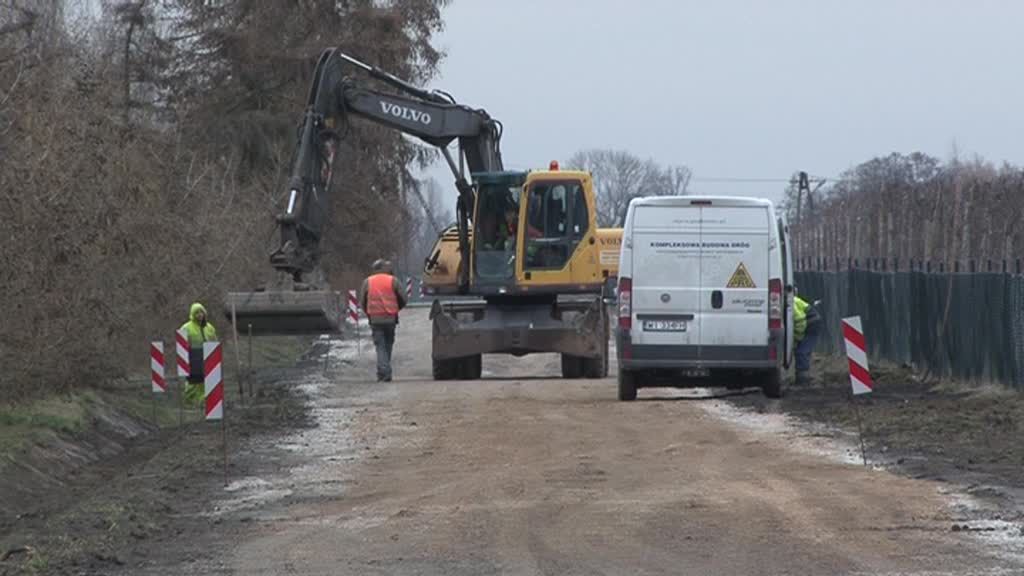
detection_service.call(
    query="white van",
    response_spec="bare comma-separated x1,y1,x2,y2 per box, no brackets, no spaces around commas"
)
615,196,794,400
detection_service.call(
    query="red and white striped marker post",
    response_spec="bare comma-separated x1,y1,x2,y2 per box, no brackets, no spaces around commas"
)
175,328,189,427
347,289,360,325
347,289,363,356
204,341,228,485
842,315,871,466
204,342,224,420
175,329,189,377
842,316,872,395
406,277,413,299
150,342,166,393
148,341,165,427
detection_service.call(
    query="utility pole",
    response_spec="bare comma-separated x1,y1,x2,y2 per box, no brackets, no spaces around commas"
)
792,171,826,264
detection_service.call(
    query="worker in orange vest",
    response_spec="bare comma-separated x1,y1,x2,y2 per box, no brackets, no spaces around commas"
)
359,259,407,381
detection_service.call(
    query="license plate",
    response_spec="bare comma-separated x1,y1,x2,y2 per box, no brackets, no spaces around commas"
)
642,319,687,332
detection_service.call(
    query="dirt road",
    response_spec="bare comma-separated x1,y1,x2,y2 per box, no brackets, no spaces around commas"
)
135,307,1007,576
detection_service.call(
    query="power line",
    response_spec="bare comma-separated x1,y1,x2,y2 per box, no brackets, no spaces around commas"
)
691,175,833,184
691,176,794,183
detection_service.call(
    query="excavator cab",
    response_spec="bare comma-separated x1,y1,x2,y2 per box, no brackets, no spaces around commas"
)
470,171,527,291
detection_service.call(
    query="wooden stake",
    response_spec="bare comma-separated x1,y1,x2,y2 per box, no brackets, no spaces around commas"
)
222,416,229,487
323,335,331,374
231,302,244,404
357,320,363,359
178,375,184,428
851,393,869,467
247,323,254,397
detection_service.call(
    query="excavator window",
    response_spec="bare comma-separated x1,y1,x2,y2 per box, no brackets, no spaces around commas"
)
524,181,586,271
570,185,589,238
474,183,520,281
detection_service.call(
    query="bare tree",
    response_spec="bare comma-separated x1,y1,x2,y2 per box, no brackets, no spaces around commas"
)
0,0,451,402
790,152,1024,267
568,148,691,227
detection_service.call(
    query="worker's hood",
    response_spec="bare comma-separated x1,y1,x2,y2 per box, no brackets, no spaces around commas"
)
189,302,208,323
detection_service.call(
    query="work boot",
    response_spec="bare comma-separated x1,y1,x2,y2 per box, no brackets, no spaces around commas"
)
795,370,813,387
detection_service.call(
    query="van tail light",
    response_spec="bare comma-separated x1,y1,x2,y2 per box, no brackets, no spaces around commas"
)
618,277,632,330
769,278,782,330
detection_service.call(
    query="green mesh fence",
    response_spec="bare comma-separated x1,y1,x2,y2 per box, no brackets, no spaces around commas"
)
795,268,1024,387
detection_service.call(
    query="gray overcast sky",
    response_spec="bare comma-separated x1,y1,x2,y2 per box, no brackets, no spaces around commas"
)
421,0,1024,201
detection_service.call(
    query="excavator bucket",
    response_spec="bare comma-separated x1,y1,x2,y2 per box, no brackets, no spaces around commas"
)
224,290,343,335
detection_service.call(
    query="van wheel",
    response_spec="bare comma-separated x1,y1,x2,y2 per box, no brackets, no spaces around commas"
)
583,353,606,378
561,354,584,379
581,317,610,379
618,368,637,401
761,368,784,399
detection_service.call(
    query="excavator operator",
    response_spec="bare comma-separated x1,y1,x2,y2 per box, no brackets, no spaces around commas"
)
497,205,518,251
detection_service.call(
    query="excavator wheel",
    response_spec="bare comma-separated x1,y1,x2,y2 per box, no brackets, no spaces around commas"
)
433,356,481,380
458,355,482,380
583,348,608,379
561,354,584,379
584,327,610,378
432,358,455,380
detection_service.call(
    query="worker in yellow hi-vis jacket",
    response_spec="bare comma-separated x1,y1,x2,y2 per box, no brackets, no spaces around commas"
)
180,302,218,406
794,294,822,385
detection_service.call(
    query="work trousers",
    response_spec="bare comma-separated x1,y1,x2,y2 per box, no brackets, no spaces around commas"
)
795,319,822,372
371,323,397,382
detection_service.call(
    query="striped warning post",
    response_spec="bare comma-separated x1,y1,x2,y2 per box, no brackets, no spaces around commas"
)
842,316,872,395
419,278,427,298
406,277,413,299
175,328,189,377
204,342,224,420
150,342,166,393
347,289,360,324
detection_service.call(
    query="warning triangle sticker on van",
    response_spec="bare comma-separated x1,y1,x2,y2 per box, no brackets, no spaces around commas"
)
726,262,757,288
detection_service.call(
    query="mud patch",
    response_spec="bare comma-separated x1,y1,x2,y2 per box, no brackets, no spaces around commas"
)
945,491,1024,566
205,337,366,520
699,396,866,466
731,360,1024,494
719,358,1024,566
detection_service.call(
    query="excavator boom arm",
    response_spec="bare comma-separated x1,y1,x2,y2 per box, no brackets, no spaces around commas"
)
274,48,502,286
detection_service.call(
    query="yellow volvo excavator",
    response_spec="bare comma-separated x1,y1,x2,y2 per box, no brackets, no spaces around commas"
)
225,48,621,380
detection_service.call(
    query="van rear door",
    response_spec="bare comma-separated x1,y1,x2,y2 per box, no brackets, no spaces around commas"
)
778,215,794,368
698,205,771,351
630,204,701,351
